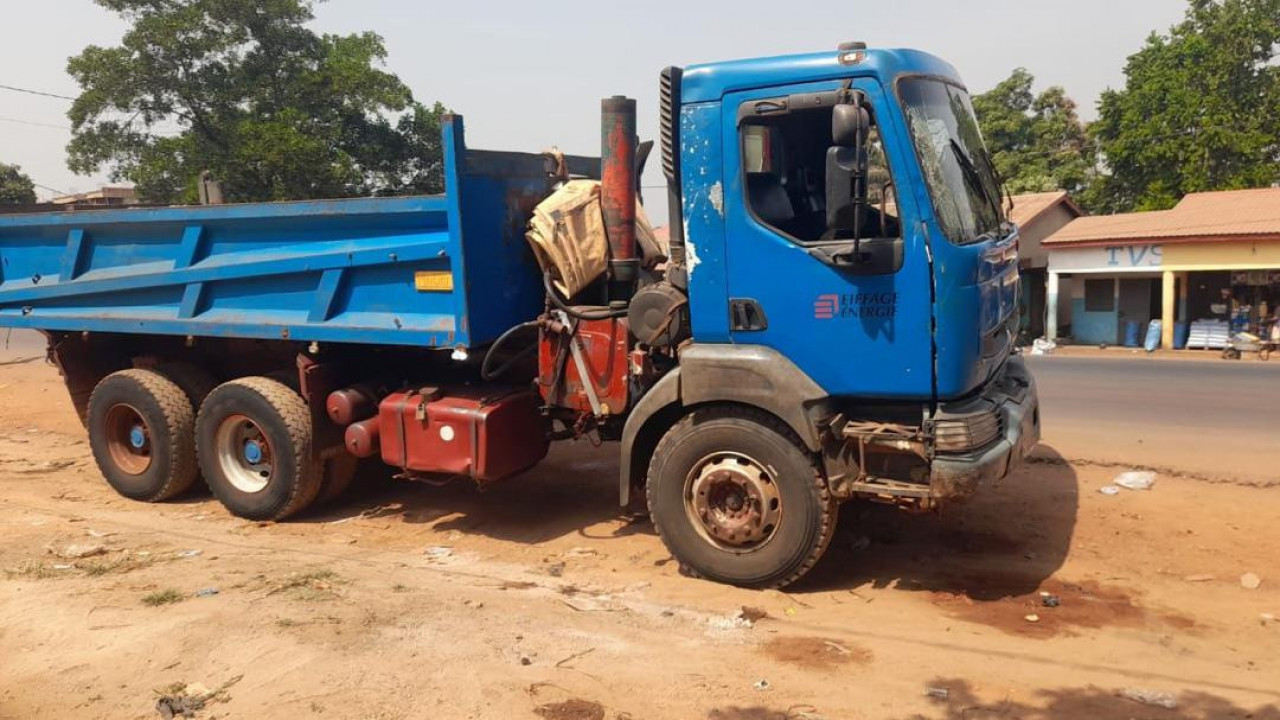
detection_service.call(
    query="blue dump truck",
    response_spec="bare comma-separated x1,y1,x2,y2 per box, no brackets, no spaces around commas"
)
0,45,1038,588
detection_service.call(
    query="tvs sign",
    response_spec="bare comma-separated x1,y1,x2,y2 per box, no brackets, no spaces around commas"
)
1050,244,1163,273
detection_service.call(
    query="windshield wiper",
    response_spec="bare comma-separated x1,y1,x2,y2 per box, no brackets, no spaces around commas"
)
977,145,1016,234
948,138,1004,231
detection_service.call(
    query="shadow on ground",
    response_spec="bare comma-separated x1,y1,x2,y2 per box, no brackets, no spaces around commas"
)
301,439,1078,607
792,445,1078,601
704,682,1279,720
299,441,637,546
896,679,1280,720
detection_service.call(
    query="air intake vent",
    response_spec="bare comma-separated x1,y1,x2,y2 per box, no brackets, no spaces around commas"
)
659,66,682,183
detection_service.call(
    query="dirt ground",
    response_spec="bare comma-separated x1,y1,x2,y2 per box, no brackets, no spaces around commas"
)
1,343,1278,719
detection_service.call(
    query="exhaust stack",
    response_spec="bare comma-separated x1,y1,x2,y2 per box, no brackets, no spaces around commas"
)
601,95,638,303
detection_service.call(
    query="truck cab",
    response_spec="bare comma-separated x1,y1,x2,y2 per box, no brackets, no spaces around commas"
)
620,45,1040,586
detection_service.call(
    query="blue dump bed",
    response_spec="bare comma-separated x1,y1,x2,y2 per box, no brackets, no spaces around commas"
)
0,117,594,350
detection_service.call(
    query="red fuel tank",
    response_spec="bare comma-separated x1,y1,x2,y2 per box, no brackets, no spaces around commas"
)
377,388,548,482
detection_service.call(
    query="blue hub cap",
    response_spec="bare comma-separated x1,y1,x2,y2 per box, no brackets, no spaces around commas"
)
243,440,264,465
129,425,147,449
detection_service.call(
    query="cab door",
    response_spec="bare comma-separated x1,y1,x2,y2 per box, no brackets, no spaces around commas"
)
720,78,934,399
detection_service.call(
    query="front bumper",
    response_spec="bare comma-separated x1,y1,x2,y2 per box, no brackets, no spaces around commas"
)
930,356,1040,500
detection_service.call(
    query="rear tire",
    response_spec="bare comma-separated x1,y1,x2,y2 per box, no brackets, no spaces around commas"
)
196,377,322,521
646,406,836,589
87,369,200,502
155,362,218,410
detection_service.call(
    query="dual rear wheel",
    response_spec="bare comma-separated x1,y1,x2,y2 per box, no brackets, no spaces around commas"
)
87,370,355,521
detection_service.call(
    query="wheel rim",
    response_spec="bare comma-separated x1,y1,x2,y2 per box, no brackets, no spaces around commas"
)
214,414,274,493
104,403,153,475
683,451,783,553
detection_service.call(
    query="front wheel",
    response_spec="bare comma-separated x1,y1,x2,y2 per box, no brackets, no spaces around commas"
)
646,406,836,589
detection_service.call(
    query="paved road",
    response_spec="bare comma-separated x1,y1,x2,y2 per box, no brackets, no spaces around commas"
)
1027,354,1280,484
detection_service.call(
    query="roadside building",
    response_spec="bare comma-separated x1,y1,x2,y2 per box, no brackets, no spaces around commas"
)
1044,187,1280,349
1010,191,1084,339
51,186,138,207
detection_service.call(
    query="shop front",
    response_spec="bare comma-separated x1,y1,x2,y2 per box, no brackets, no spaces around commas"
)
1043,188,1280,350
1046,243,1171,346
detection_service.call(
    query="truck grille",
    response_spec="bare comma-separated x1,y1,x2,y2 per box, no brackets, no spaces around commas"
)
935,409,1002,453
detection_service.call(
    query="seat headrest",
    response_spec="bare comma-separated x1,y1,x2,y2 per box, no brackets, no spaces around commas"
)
746,172,795,226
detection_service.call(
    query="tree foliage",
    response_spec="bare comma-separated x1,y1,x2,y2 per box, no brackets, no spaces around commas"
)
66,0,447,204
973,68,1096,197
1088,0,1280,212
0,163,37,205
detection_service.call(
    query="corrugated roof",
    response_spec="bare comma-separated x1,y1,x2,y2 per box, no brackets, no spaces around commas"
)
1045,187,1280,245
1009,190,1081,229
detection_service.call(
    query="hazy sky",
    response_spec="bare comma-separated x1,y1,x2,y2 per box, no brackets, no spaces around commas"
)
1,0,1189,201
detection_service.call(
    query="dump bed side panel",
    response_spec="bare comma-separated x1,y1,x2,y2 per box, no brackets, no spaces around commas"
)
0,117,596,350
0,195,464,347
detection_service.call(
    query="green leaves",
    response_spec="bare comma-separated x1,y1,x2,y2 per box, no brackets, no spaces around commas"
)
1088,0,1280,212
0,163,37,205
973,68,1097,198
975,0,1279,214
66,0,447,204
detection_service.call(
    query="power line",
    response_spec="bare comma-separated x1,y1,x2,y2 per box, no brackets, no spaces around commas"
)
0,115,71,131
0,83,76,101
33,182,68,196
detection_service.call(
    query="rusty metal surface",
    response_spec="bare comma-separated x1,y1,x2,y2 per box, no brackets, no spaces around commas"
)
537,316,630,417
600,96,638,264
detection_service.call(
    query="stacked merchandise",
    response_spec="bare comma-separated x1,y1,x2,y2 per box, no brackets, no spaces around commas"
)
1186,319,1232,349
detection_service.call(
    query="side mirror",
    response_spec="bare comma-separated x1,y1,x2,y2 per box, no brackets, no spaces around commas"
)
825,102,871,239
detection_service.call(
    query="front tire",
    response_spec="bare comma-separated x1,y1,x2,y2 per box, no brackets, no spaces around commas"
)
196,377,322,521
646,406,836,589
87,369,200,502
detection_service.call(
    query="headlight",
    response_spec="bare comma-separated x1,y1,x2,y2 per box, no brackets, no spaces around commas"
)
935,408,1002,453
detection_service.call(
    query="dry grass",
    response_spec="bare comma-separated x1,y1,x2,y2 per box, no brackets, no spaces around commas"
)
4,560,64,580
268,568,346,602
82,552,153,577
141,588,186,607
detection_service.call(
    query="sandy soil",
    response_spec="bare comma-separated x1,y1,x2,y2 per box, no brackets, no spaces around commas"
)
0,351,1278,719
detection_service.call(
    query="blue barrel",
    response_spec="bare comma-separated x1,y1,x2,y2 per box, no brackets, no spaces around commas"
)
1174,322,1190,350
1123,321,1142,347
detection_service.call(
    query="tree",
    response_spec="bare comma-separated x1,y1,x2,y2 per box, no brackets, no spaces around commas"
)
973,68,1097,197
1088,0,1280,212
0,163,37,205
66,0,448,204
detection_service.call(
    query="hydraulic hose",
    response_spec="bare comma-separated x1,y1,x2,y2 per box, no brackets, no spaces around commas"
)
480,320,540,381
542,272,627,321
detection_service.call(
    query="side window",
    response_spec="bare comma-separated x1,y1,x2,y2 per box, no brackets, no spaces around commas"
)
740,99,900,245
